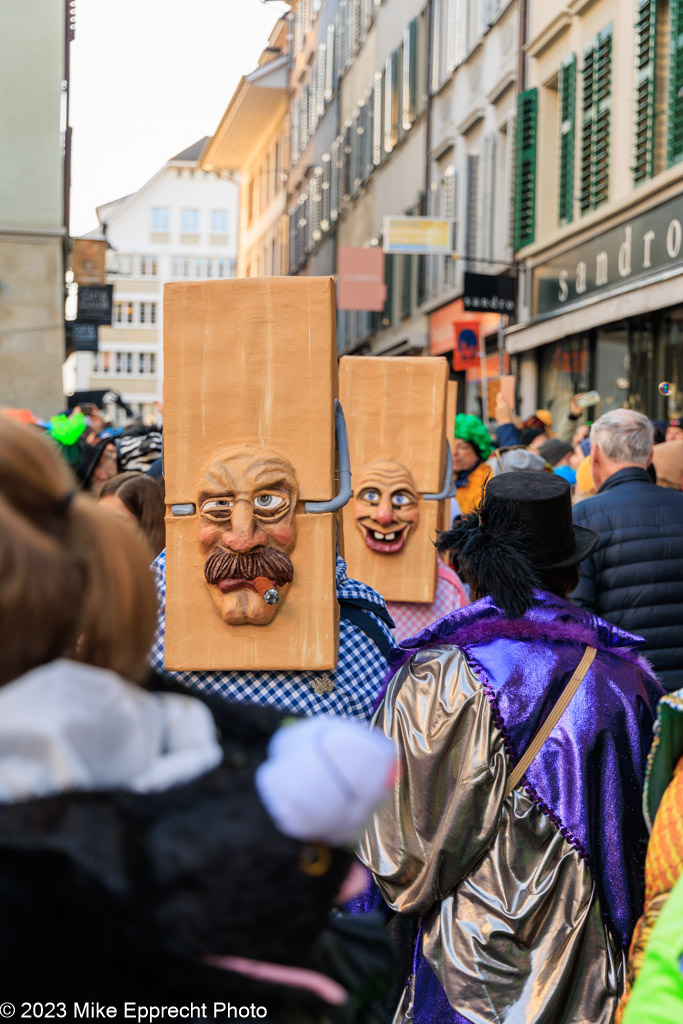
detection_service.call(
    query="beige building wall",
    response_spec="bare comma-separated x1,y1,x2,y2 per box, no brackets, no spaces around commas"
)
516,0,683,308
240,128,287,278
509,0,683,422
0,0,66,416
526,0,643,250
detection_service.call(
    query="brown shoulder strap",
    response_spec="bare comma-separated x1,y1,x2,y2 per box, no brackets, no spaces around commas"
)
504,645,597,800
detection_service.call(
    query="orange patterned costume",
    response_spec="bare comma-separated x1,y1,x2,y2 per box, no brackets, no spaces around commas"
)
616,754,683,1021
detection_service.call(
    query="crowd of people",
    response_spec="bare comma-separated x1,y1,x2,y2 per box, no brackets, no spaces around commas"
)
1,389,682,1023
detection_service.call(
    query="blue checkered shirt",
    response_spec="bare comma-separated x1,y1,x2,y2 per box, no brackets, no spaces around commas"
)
150,551,395,721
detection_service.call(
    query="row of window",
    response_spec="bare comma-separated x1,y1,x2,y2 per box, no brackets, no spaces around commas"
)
110,254,159,277
517,3,683,248
151,207,230,235
114,301,157,325
93,351,158,375
431,0,508,90
289,0,381,166
288,11,427,273
169,256,237,279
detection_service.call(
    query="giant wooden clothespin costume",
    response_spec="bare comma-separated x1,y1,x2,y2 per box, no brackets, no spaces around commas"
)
163,278,348,671
339,356,451,603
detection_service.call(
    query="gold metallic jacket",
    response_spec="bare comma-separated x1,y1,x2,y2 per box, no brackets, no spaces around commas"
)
358,648,623,1024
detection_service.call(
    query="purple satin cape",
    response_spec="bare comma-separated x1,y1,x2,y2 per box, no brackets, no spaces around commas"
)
376,591,663,948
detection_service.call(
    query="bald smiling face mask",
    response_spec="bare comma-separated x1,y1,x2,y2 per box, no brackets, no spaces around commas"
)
353,460,420,555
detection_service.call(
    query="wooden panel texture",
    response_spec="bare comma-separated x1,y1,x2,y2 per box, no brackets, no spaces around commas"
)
340,356,448,603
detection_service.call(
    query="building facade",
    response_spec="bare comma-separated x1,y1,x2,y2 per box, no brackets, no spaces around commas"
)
64,140,238,421
426,0,519,414
0,0,71,416
508,0,683,425
201,17,290,279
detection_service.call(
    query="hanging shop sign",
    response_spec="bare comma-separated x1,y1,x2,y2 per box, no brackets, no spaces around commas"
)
337,247,386,310
532,192,683,318
453,321,480,371
463,272,516,314
71,238,107,285
383,217,457,254
76,284,114,325
66,321,99,352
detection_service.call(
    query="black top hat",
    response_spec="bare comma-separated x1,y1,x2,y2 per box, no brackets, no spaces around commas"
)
486,471,598,569
75,437,116,489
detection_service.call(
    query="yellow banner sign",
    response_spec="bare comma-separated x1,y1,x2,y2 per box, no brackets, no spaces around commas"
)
383,217,456,255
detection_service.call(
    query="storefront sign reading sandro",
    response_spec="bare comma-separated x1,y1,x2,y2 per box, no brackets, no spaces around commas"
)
532,193,683,318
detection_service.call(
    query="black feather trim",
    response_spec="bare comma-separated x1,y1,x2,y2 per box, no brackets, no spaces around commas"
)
436,498,540,619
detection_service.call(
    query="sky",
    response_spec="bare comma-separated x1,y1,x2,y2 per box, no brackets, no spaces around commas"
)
69,0,289,236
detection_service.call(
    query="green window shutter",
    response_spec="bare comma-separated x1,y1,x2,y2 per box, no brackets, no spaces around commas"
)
580,25,612,214
634,0,656,183
593,26,612,208
579,41,595,214
514,88,537,250
669,0,683,165
558,53,577,224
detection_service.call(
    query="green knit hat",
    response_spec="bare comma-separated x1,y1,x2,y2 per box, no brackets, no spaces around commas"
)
454,414,493,461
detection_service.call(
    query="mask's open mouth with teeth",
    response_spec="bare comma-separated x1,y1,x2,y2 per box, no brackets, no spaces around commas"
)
360,524,409,554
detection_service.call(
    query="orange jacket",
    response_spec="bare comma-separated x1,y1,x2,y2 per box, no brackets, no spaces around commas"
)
454,461,491,517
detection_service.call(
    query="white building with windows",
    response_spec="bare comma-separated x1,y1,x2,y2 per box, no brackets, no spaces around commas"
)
64,139,238,421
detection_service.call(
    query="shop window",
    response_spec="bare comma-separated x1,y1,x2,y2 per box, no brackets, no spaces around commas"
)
595,323,630,413
538,337,591,426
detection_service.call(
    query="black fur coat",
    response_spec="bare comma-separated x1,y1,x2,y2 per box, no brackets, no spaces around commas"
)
0,678,371,1021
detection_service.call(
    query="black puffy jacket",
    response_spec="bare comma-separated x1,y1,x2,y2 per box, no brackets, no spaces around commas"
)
572,467,683,691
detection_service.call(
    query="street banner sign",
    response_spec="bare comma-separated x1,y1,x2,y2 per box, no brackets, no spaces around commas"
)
453,321,480,370
383,216,457,254
463,271,516,314
77,284,113,325
67,321,99,352
71,238,107,285
337,247,386,310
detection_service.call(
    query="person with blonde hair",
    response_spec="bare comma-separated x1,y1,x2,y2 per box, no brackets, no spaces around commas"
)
0,418,397,1017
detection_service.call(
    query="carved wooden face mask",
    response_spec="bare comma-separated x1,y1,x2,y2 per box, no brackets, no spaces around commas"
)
353,460,419,555
197,446,299,626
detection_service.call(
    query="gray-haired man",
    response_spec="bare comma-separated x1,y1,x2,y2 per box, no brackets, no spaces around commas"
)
572,408,683,691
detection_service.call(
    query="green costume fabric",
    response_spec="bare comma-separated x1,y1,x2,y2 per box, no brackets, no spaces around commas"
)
623,871,683,1023
453,414,493,461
